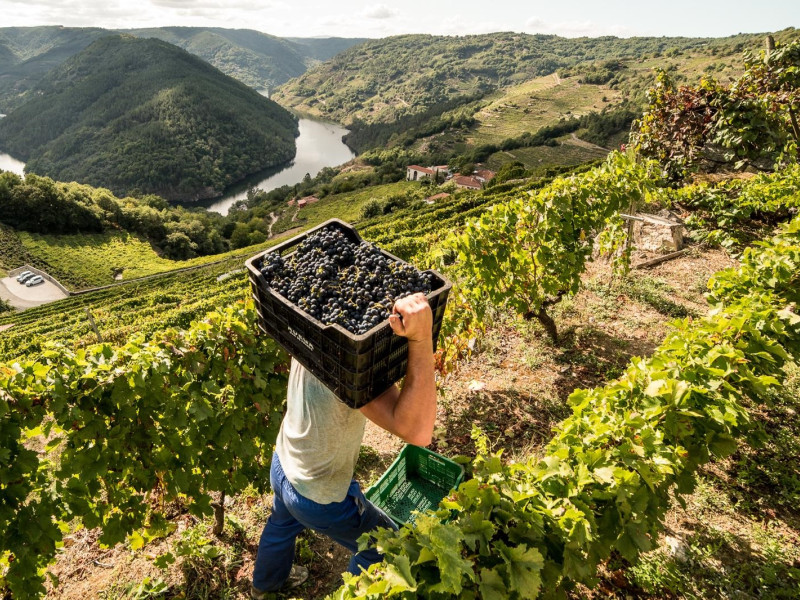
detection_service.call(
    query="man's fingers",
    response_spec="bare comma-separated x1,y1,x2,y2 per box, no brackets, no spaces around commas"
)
393,292,427,316
388,313,405,335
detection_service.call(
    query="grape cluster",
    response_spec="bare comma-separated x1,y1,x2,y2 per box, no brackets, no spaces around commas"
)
259,225,434,335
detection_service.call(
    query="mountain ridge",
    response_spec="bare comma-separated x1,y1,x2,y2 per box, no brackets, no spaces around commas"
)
0,34,299,202
0,26,366,112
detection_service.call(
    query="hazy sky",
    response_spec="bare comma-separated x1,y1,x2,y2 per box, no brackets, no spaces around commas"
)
1,0,798,39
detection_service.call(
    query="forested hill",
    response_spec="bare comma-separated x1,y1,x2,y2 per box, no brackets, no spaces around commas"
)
0,26,109,111
121,27,367,92
0,26,365,112
272,29,798,126
0,34,299,202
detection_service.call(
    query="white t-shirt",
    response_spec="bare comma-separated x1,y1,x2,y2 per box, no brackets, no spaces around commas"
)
275,359,366,504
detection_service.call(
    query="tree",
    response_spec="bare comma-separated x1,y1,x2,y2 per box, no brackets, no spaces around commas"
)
162,231,197,260
229,223,252,249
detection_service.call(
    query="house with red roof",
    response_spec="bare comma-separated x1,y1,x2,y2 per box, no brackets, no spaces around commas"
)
296,195,319,208
475,169,496,183
453,175,483,190
406,165,437,181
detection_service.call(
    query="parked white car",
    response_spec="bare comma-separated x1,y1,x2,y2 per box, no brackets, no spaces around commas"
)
25,275,44,287
16,270,34,283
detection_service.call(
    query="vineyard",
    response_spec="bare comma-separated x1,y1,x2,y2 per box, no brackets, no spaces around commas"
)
2,38,800,598
0,258,250,364
0,149,797,598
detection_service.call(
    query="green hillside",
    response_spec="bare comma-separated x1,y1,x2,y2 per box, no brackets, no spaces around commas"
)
0,26,365,112
285,36,372,63
122,27,367,93
271,32,706,125
0,26,109,110
273,29,800,155
0,35,299,202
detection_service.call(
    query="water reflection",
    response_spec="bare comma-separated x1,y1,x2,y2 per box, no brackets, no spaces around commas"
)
0,152,25,176
0,116,354,215
200,118,355,215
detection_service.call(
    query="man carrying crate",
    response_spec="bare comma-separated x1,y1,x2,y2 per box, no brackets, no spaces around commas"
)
251,293,437,597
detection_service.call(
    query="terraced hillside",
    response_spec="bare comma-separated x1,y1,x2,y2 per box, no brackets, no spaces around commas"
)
0,170,574,364
273,29,800,129
0,257,250,362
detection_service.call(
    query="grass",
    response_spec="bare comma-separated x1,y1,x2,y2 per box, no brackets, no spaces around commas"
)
273,180,422,234
485,138,608,171
18,231,196,287
469,75,620,146
7,228,298,292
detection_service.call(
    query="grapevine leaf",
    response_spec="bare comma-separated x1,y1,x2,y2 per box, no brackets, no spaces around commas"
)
478,567,508,600
496,542,544,599
383,555,417,592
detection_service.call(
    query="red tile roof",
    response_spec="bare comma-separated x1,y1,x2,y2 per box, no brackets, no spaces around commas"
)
425,192,450,201
453,175,482,189
407,165,437,175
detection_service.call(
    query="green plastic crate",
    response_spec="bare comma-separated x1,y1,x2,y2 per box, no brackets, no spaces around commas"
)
365,444,464,526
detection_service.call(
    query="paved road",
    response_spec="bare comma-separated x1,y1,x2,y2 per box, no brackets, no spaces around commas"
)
0,276,68,309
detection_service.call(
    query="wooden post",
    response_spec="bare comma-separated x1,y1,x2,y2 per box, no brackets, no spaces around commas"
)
212,491,226,535
85,308,103,343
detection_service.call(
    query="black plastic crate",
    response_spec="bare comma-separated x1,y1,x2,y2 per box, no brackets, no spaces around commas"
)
245,219,451,408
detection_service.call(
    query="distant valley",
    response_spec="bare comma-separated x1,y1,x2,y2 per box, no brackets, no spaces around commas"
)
0,35,299,202
1,25,799,209
0,26,365,112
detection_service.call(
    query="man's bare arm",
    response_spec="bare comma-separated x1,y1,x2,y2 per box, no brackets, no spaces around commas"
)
359,293,436,446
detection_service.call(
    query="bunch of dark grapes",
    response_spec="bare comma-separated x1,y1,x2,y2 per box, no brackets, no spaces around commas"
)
259,225,434,335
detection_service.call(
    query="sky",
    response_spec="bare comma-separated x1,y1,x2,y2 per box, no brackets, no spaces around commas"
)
0,0,798,40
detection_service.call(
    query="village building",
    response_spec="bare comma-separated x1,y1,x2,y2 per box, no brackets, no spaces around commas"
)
453,175,483,190
474,169,496,183
406,165,437,181
424,192,450,204
296,195,320,208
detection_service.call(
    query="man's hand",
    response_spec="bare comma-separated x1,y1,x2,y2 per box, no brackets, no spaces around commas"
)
388,293,432,343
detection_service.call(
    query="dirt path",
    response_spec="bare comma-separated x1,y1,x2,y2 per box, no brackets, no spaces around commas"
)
266,212,279,238
565,132,609,153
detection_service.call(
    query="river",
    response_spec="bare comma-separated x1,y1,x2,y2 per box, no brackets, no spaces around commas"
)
0,151,25,176
200,118,355,215
0,114,26,177
0,116,355,215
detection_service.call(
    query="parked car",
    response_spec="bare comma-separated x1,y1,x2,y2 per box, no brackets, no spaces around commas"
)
17,271,35,283
25,275,44,287
15,270,33,282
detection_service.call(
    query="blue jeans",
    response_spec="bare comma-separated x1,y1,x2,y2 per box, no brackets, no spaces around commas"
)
252,452,398,592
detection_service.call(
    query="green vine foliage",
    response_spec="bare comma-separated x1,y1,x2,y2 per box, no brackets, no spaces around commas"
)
0,301,288,597
445,151,658,342
633,39,800,179
632,70,724,180
651,163,800,249
326,210,800,600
